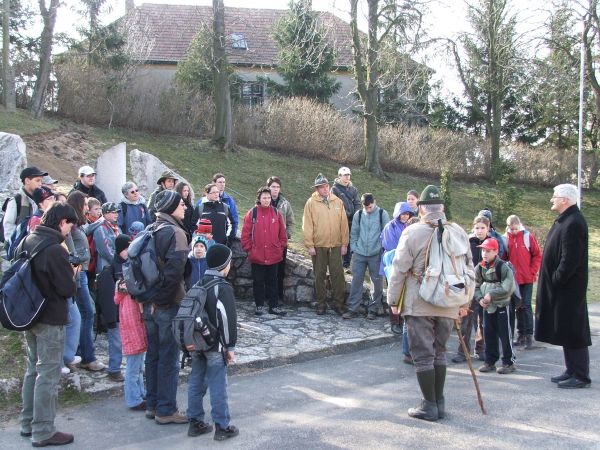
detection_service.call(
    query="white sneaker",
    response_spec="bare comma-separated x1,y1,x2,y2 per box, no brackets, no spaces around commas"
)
61,366,71,375
67,356,82,365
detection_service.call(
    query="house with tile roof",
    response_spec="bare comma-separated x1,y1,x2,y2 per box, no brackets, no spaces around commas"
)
126,3,360,112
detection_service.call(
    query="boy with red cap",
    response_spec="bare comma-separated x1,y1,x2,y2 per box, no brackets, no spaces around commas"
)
476,238,517,374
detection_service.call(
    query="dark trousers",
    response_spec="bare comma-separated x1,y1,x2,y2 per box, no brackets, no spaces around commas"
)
277,247,287,301
483,305,514,366
563,347,591,383
515,283,534,335
252,263,279,309
343,218,353,267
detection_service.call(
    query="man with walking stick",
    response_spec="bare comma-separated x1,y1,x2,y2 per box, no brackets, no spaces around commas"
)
387,185,480,421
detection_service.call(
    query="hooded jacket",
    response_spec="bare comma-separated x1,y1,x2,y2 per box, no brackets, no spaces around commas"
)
241,205,287,265
332,178,360,220
71,181,107,205
302,191,349,249
350,205,390,257
193,200,234,245
272,194,294,239
202,270,237,352
505,227,542,284
474,258,516,313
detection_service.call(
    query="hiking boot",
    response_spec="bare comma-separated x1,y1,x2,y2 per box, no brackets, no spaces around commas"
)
407,399,438,421
496,364,516,374
80,360,105,371
332,304,346,316
269,306,287,316
107,371,125,382
214,425,239,441
188,419,213,437
366,311,377,320
316,305,326,315
513,335,525,346
523,335,534,350
145,410,156,420
451,354,467,363
478,363,496,373
155,411,188,424
32,431,74,447
343,310,361,319
551,371,571,383
130,401,146,411
254,306,265,316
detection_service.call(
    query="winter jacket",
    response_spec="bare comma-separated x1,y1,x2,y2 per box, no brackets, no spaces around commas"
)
65,224,91,272
489,228,508,260
70,181,107,205
151,212,190,307
192,200,234,245
505,228,542,285
27,210,44,233
379,203,412,275
535,205,591,348
350,206,390,257
302,192,349,249
92,218,120,274
181,198,195,236
187,255,208,289
332,179,361,220
474,258,516,314
220,192,239,238
469,234,486,267
19,225,77,325
386,212,473,319
272,194,294,239
202,270,237,351
3,187,37,241
241,205,287,266
95,253,125,328
118,195,150,233
115,290,147,355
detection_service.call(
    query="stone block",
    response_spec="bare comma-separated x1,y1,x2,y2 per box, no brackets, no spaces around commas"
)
129,149,190,198
95,142,126,203
0,133,27,192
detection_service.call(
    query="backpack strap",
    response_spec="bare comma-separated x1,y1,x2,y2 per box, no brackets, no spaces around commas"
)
494,259,504,282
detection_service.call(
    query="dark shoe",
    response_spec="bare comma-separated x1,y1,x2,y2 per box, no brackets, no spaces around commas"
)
316,305,326,315
403,355,414,365
188,419,213,437
523,335,534,350
551,371,572,383
269,306,287,316
145,410,156,419
476,353,485,361
32,431,74,447
366,312,377,320
155,411,188,424
513,335,524,346
130,401,146,411
343,310,359,320
214,425,239,441
496,364,516,374
20,431,32,437
478,363,496,373
332,305,345,316
451,354,467,363
254,306,265,316
408,399,438,421
107,371,124,382
557,377,591,389
391,324,403,334
437,397,445,419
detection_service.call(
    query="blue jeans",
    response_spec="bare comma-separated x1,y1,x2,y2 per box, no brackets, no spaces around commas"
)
187,352,230,428
347,253,383,314
107,326,123,374
144,304,180,416
63,299,81,365
402,323,410,357
76,271,97,364
125,353,146,408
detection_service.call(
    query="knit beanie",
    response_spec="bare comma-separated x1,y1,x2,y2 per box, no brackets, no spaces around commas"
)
192,234,209,252
206,243,232,271
313,173,329,187
196,218,213,234
417,185,444,205
33,186,55,205
115,234,131,255
155,190,182,215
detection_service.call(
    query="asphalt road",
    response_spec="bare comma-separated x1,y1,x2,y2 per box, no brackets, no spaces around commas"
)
2,325,599,450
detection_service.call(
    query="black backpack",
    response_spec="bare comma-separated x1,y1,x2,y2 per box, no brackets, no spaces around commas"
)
0,194,22,244
0,240,54,331
172,278,222,355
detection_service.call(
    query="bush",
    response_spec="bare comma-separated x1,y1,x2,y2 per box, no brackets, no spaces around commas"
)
440,168,453,219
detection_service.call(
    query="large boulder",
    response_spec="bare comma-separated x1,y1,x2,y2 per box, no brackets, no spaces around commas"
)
129,149,190,199
95,142,127,203
0,133,27,192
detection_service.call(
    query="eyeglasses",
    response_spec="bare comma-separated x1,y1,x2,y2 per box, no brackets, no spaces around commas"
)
209,190,219,195
129,189,138,194
83,174,96,178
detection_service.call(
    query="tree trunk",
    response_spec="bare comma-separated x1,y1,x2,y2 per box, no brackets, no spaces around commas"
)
2,0,15,110
212,0,233,151
29,0,59,118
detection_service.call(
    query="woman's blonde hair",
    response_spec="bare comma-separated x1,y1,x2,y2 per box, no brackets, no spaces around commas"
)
506,214,521,227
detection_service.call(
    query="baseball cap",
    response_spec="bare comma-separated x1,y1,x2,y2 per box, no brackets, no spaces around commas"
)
79,165,96,176
477,238,499,251
20,166,48,181
338,166,351,176
102,202,121,214
42,175,58,185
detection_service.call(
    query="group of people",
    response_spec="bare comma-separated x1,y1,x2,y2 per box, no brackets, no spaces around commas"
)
2,161,591,444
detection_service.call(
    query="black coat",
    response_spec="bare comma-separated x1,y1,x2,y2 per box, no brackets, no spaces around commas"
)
535,205,591,348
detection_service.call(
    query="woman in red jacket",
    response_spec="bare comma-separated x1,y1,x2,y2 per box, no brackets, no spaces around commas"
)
241,187,288,317
505,215,542,349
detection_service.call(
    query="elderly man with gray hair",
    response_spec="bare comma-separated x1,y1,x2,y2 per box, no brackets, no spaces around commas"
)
535,183,591,389
118,181,151,232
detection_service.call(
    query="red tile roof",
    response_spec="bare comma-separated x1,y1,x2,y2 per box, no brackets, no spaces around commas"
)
129,3,355,68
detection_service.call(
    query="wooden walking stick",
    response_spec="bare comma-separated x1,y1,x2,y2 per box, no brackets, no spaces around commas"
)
455,319,487,415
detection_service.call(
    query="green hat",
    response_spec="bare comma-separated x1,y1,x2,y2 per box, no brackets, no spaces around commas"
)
157,170,178,185
417,185,444,205
313,173,329,188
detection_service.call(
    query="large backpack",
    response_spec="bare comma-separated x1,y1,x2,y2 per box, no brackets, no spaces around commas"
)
122,223,167,303
0,240,54,331
418,222,476,308
490,258,521,305
172,278,222,354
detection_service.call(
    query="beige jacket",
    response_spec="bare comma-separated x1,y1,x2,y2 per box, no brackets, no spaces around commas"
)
302,191,349,248
387,211,472,319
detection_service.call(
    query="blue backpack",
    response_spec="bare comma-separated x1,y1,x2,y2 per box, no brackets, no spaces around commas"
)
0,240,54,331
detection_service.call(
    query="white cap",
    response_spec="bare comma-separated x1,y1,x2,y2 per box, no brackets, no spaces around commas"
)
79,165,96,176
338,166,351,176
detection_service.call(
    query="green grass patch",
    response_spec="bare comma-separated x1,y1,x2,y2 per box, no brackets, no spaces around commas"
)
0,108,63,135
58,389,93,408
0,330,26,380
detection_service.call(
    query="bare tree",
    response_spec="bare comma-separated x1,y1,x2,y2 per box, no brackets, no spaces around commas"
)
2,0,15,110
212,0,233,150
28,0,59,118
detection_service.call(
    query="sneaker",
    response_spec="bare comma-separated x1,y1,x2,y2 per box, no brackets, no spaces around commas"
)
67,356,82,365
188,419,213,437
145,410,156,420
496,364,516,374
32,431,74,447
342,310,360,320
130,401,146,411
478,363,496,373
366,312,377,320
107,371,125,382
451,354,467,363
61,366,71,375
214,425,239,441
254,306,265,316
269,306,287,316
155,411,188,425
80,360,105,371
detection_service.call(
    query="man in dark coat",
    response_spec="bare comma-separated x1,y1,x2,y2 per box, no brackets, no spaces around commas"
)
535,183,591,389
70,165,107,205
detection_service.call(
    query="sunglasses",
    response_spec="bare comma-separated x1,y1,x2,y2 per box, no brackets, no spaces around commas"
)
129,189,139,194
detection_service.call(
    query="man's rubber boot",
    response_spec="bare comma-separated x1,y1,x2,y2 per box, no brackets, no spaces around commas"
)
408,369,438,421
434,365,446,419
